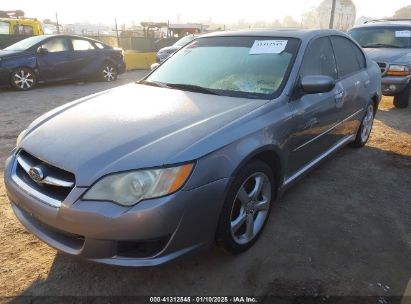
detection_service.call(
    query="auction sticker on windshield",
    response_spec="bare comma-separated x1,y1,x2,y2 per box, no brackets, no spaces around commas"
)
395,30,411,38
249,40,288,55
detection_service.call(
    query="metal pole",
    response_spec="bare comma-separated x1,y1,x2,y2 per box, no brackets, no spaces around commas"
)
115,18,120,47
55,12,60,34
329,0,337,29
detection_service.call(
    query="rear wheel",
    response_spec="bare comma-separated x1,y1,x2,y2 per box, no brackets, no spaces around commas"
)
393,83,410,108
349,102,375,148
100,63,117,82
216,160,275,254
10,67,37,91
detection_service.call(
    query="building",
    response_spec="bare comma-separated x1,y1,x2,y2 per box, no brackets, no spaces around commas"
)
302,0,356,31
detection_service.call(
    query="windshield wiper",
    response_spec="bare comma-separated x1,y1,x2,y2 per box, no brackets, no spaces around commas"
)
363,43,402,48
137,80,169,88
165,83,220,95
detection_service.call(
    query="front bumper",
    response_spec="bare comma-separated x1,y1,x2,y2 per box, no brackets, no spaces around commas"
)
381,75,411,95
4,154,229,266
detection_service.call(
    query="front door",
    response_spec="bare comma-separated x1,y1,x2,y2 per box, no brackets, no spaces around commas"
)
286,36,343,178
36,37,74,81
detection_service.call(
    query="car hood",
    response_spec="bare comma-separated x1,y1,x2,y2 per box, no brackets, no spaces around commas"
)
20,83,268,186
0,49,30,59
363,48,411,64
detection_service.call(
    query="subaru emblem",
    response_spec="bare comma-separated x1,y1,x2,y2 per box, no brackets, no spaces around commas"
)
28,167,44,183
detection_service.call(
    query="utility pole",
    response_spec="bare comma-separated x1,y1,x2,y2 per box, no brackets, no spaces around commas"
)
114,18,120,47
55,12,60,34
329,0,337,29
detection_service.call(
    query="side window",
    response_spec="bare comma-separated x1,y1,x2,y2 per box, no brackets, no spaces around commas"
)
41,38,70,52
13,24,33,35
330,36,362,77
94,42,105,49
351,43,366,69
300,37,337,79
0,21,9,34
72,39,95,51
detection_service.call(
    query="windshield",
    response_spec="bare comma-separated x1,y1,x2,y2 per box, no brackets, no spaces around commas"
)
4,36,46,51
173,35,195,47
146,36,300,99
349,27,411,48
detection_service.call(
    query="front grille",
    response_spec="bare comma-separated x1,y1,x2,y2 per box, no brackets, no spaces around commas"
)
377,62,388,75
12,150,75,207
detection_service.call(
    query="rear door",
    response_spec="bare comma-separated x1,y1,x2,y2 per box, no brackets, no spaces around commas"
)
36,37,74,81
68,38,98,78
330,35,369,139
287,36,343,176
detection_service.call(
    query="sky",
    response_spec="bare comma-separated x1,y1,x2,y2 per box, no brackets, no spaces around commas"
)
2,0,410,25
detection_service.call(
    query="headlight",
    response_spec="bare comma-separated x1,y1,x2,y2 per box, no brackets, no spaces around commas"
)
83,163,194,206
387,65,410,76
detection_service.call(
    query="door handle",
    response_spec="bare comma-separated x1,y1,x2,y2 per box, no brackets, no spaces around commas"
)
335,91,344,103
364,79,371,88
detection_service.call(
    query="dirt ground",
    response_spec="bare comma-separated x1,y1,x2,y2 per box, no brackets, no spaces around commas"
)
0,71,410,300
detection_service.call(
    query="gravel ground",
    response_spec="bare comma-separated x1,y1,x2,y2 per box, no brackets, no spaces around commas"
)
0,71,410,300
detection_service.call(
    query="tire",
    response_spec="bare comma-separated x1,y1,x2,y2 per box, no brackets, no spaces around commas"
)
349,102,375,148
10,67,37,91
393,83,411,108
216,159,275,254
100,63,117,82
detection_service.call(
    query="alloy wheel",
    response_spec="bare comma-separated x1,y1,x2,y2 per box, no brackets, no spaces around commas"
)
13,69,34,90
230,172,272,245
102,66,116,82
360,104,374,143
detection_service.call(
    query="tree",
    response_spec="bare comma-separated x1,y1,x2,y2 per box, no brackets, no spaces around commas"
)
393,5,411,19
282,16,301,28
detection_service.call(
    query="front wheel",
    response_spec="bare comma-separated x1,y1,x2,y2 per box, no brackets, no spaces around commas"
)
100,63,117,82
216,160,275,254
10,67,37,91
349,103,375,148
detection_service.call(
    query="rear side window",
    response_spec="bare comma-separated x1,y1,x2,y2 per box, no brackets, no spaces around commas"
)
41,38,70,52
13,24,33,35
0,21,9,34
72,39,95,51
330,36,363,77
94,42,105,49
300,37,337,79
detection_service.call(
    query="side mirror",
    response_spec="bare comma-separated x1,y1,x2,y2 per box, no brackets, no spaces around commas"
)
301,75,335,94
150,63,160,70
37,47,49,55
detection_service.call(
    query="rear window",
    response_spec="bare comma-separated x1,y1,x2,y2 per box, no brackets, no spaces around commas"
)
349,27,411,48
13,24,33,35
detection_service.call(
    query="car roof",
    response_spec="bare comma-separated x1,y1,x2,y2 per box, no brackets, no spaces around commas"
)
352,21,411,29
34,34,109,45
201,28,347,41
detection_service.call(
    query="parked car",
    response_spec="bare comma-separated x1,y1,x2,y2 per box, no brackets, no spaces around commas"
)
0,35,126,90
349,20,411,108
4,29,381,266
156,34,197,63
